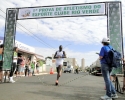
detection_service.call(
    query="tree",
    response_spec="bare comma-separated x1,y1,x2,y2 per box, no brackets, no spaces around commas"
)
39,60,44,66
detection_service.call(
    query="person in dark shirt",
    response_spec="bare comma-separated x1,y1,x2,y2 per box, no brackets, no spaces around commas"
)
25,58,31,76
15,55,22,77
76,68,79,74
0,44,3,82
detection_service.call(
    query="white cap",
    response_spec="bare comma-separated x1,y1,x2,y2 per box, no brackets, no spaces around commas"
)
101,38,110,43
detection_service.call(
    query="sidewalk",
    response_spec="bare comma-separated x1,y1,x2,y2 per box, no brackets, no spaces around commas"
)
13,71,56,77
2,72,54,82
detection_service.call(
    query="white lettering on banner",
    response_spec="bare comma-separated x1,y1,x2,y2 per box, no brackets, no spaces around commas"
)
18,3,105,19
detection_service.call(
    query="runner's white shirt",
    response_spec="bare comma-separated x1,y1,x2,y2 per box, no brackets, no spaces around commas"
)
56,50,64,67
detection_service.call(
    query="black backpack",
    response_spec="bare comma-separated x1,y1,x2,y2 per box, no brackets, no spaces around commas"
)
105,46,122,68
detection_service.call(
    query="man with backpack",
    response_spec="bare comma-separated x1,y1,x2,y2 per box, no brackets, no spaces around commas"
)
99,38,119,100
54,45,66,86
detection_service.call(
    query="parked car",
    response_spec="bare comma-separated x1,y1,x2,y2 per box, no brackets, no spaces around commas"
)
63,65,74,73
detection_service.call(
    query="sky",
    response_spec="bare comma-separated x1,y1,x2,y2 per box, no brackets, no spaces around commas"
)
0,0,125,67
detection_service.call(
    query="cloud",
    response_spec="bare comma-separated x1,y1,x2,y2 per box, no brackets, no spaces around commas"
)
0,0,125,66
16,16,107,45
0,0,124,45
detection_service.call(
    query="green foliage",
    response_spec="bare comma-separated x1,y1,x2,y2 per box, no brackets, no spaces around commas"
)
38,60,44,66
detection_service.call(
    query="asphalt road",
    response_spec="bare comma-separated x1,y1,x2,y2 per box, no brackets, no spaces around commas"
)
0,73,125,100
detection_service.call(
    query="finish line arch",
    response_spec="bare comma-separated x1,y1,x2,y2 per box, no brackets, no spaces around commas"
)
3,1,123,70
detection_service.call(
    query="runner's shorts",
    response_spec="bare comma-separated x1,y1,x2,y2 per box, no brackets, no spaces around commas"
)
56,66,62,74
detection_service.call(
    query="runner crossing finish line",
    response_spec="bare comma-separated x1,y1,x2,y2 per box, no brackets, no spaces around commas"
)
54,45,67,86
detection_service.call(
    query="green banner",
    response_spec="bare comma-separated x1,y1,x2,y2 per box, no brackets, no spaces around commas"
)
18,3,105,19
107,2,123,74
2,9,17,70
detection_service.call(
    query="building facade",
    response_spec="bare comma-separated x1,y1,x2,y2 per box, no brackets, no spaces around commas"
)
0,36,45,72
81,58,85,70
51,54,78,69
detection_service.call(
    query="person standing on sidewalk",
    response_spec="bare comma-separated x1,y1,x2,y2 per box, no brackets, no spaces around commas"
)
30,61,35,76
36,61,40,74
54,45,66,85
18,56,25,77
0,44,4,82
99,38,118,100
25,57,31,77
15,55,22,77
9,47,18,83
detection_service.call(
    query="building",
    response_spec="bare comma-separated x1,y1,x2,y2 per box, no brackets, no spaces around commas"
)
0,36,46,72
44,54,79,72
63,58,78,69
81,58,85,70
51,53,78,69
45,58,53,72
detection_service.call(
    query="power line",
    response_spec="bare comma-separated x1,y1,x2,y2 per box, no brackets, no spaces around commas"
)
0,15,5,19
17,23,55,50
0,8,56,50
0,14,56,51
0,8,55,50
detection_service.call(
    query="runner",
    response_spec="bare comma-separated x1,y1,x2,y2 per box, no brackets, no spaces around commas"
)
54,45,66,86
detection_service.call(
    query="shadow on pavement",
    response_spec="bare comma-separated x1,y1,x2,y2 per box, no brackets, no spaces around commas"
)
26,90,101,100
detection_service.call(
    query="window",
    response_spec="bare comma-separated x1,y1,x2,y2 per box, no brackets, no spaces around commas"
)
63,62,67,66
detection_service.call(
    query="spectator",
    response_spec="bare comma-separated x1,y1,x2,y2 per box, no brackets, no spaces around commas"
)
25,58,31,77
76,68,79,74
9,47,18,83
36,61,40,74
15,55,22,77
30,61,35,76
0,44,3,82
18,56,25,77
99,38,118,100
